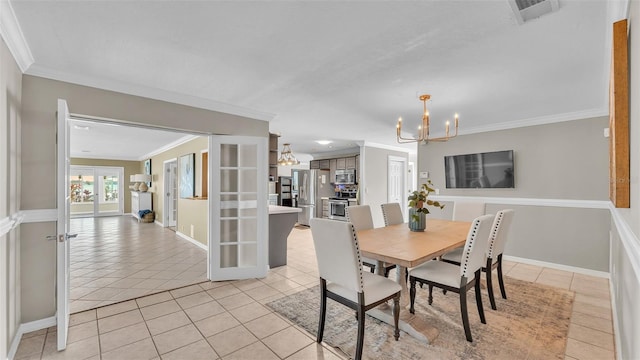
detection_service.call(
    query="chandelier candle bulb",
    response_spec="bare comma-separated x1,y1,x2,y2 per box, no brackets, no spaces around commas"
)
445,121,450,137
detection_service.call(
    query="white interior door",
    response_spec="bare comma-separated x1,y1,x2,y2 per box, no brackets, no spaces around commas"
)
388,156,407,218
209,135,268,281
56,99,75,350
164,159,178,227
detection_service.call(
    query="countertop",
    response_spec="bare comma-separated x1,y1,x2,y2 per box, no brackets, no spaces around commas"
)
269,205,302,214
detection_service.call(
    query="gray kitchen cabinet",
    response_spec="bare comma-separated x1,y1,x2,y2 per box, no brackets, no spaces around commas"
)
322,198,329,218
355,155,360,182
319,159,330,170
346,156,356,169
329,159,337,184
336,157,346,170
310,160,320,169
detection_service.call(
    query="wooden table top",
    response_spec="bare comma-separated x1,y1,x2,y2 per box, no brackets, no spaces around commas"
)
356,219,471,268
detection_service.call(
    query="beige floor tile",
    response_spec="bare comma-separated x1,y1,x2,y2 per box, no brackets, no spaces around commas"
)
568,323,614,351
131,279,167,290
152,323,204,355
21,329,47,339
69,309,96,326
14,335,45,359
96,299,138,318
262,326,314,358
228,302,271,323
170,284,204,299
194,312,240,337
217,292,256,310
99,322,151,353
136,291,173,308
289,274,318,286
105,277,145,289
243,285,283,301
570,312,613,334
199,281,230,291
232,279,264,291
109,288,154,302
184,300,226,322
175,291,214,309
572,301,612,320
266,279,303,292
140,300,182,320
575,293,612,310
286,343,344,360
101,337,158,360
98,309,144,334
70,286,99,300
223,341,279,360
71,300,105,314
42,334,100,360
146,310,192,336
206,325,258,357
160,339,219,360
68,320,98,344
206,284,242,300
244,313,290,339
565,338,615,360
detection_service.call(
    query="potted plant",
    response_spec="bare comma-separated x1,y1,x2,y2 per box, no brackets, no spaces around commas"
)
407,179,444,232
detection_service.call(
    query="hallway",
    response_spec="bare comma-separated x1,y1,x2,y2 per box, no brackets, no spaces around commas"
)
69,216,207,313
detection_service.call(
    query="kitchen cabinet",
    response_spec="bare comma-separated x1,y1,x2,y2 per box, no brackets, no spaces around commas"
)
346,156,356,169
329,159,337,184
277,176,292,206
355,155,360,182
269,133,279,181
322,198,329,218
310,160,320,169
336,158,346,170
319,159,330,170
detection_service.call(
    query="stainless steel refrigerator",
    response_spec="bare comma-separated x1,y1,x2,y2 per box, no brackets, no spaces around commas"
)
295,169,333,226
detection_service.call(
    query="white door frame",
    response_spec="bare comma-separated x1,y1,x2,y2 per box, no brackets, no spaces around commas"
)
163,158,178,228
388,156,407,219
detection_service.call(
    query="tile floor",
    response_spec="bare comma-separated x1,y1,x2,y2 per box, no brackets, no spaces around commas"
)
69,216,207,313
15,223,615,359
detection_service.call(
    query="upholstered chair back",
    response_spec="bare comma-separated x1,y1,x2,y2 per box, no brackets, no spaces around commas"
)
310,218,364,293
459,214,495,278
487,209,515,260
346,205,374,231
453,202,486,222
381,203,404,226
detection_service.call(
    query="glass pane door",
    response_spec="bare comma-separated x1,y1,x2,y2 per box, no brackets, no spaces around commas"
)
70,166,124,217
209,136,267,281
70,167,95,217
96,169,123,216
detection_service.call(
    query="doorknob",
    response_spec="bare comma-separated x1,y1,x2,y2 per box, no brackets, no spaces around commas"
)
46,235,57,241
48,234,78,242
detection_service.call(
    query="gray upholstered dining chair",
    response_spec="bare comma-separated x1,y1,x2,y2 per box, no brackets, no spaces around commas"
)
310,218,401,360
452,201,486,221
346,205,396,277
442,209,515,310
409,214,495,342
381,202,404,226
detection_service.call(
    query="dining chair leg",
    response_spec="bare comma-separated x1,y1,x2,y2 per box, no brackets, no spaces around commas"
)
428,284,434,305
409,277,416,314
393,295,400,341
355,295,366,360
317,279,327,343
497,254,507,299
474,270,486,324
460,287,472,342
486,258,497,310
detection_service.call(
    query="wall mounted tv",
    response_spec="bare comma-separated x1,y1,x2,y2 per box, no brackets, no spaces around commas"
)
444,150,514,189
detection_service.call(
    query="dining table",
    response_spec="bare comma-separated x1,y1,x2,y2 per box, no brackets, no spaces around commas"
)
356,218,471,344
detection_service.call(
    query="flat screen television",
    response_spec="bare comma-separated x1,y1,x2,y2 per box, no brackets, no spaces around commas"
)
444,150,514,189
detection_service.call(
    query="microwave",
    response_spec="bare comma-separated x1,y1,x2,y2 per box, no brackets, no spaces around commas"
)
335,169,356,185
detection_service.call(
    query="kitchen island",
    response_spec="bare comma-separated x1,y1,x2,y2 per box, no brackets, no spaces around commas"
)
269,205,302,268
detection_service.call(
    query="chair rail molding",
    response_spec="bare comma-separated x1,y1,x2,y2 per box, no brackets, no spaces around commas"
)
0,212,25,237
20,209,57,223
430,195,610,210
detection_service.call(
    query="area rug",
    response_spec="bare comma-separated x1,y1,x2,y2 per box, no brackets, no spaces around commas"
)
266,277,574,359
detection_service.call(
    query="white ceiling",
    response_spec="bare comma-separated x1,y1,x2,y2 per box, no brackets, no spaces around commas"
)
9,1,610,159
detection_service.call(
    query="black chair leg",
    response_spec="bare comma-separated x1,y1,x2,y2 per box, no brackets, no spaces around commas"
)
317,280,327,343
497,255,507,299
474,270,486,324
460,289,472,342
409,277,416,314
428,284,434,305
355,304,365,360
393,295,400,340
486,258,497,310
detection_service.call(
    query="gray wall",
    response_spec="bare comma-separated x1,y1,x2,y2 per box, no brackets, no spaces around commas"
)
361,146,409,228
418,116,611,272
0,35,23,358
610,2,640,359
19,75,269,322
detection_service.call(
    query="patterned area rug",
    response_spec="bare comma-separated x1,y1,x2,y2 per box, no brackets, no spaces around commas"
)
267,277,574,359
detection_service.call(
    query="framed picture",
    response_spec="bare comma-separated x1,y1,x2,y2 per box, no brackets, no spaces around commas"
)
144,159,152,187
179,153,195,198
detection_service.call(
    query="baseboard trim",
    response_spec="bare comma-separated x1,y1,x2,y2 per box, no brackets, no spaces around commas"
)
175,231,207,251
8,316,56,360
503,255,610,278
154,220,164,227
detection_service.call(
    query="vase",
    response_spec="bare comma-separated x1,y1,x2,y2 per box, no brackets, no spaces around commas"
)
408,208,426,232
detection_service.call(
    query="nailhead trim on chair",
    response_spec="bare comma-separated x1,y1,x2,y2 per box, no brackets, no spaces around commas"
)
381,204,390,227
486,211,504,259
461,219,481,278
350,223,365,292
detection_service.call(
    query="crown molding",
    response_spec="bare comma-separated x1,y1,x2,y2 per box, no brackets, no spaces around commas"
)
458,107,609,136
25,63,276,122
358,141,413,154
139,134,200,161
0,0,34,72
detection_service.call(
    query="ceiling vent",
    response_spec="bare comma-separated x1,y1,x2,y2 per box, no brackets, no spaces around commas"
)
508,0,559,24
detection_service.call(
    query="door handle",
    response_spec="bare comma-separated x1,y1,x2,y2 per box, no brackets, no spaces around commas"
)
49,234,78,242
46,235,57,241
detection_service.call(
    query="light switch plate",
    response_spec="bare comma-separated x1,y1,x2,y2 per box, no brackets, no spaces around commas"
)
419,171,429,178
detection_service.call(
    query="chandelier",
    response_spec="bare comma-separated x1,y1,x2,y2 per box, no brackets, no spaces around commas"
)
278,143,300,165
396,94,459,143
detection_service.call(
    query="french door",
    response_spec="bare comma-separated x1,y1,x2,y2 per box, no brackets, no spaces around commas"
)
209,135,268,280
163,159,178,228
70,166,124,217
